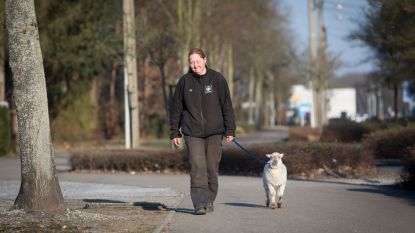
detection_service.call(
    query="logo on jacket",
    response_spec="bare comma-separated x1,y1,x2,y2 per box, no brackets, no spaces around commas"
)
204,84,213,94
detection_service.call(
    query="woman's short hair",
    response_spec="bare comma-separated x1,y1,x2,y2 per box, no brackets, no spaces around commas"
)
188,48,206,59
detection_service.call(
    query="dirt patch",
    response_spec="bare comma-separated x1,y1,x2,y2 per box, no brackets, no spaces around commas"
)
0,198,178,233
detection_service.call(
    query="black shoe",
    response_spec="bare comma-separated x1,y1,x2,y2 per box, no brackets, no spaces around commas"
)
206,202,214,213
194,207,206,215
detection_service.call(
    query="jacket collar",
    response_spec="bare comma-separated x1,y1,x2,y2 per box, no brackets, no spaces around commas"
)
190,66,209,78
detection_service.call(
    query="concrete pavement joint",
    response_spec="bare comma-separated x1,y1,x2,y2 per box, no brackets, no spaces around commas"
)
153,193,187,233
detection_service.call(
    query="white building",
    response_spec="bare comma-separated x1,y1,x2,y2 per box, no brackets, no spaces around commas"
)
289,85,357,125
326,88,356,120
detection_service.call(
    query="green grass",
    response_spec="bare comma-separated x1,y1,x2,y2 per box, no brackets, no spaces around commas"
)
141,138,172,149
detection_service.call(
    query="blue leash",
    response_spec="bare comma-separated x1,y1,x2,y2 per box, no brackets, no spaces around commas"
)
232,139,266,163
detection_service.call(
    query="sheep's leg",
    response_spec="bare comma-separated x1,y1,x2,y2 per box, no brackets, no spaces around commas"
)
267,184,277,209
263,183,270,207
277,184,286,208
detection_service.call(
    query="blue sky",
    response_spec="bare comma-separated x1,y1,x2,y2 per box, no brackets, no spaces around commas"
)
279,0,375,76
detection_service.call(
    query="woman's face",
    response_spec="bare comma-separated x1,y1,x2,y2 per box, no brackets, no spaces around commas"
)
189,53,207,75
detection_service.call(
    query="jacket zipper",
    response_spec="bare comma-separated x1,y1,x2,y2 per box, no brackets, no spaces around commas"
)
200,80,205,135
201,110,205,135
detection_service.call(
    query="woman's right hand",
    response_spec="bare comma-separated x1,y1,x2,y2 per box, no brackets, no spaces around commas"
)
172,138,181,148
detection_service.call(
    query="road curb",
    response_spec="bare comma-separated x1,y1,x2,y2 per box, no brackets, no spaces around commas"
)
153,194,186,233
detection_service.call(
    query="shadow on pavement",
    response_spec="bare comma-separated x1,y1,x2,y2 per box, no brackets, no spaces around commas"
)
83,199,169,210
223,202,265,208
84,199,126,204
171,208,194,214
347,186,415,206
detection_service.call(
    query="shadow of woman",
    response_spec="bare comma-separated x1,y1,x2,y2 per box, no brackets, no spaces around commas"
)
223,202,265,208
169,207,195,214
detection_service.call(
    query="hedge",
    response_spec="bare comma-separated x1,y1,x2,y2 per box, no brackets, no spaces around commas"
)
70,142,373,179
0,107,12,156
400,149,415,190
320,120,371,143
362,126,415,159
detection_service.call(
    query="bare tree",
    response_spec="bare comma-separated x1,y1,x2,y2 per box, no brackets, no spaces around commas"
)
177,0,201,74
5,0,64,213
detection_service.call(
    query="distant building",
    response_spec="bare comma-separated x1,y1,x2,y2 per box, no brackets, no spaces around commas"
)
288,85,357,125
326,88,356,120
402,81,415,116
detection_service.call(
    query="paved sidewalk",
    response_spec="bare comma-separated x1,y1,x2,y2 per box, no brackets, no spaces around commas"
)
0,154,187,233
0,180,184,214
0,179,185,233
0,180,180,201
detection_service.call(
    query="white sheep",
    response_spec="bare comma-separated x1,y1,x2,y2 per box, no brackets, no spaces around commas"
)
262,152,287,209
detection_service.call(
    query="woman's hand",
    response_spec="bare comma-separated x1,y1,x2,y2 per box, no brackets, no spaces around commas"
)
226,136,234,143
172,138,181,147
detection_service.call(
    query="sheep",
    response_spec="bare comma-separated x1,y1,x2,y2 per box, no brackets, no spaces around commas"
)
262,152,287,209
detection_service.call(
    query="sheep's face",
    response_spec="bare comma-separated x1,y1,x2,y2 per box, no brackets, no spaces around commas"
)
266,152,284,168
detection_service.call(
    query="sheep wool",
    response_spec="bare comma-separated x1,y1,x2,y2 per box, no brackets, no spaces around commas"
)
262,152,287,209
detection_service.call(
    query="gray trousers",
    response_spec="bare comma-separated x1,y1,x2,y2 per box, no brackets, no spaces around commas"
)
184,134,222,209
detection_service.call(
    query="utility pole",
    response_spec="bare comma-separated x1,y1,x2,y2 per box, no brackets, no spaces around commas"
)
0,43,5,102
123,0,140,148
317,0,328,126
0,58,4,102
308,0,317,128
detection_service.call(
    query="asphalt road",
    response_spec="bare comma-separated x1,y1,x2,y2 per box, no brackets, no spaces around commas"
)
1,157,415,233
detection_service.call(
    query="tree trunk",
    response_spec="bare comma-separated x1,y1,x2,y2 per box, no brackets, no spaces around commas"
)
178,0,189,73
254,70,264,129
104,62,119,139
159,63,169,120
6,0,64,213
0,1,5,103
316,89,322,125
123,0,140,148
177,0,201,74
0,57,4,102
226,44,234,101
267,71,275,127
393,82,398,120
248,67,255,124
308,0,318,128
276,89,285,125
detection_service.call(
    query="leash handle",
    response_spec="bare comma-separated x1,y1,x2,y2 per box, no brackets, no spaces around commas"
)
232,139,265,163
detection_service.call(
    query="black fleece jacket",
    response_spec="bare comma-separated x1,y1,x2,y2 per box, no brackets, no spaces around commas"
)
169,67,236,139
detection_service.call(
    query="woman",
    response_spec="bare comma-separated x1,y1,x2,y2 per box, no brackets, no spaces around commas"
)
170,48,236,215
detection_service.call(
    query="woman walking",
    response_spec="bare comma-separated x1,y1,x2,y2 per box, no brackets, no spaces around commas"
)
170,48,236,215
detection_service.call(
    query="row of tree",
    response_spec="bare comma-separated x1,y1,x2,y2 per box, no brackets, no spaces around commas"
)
0,0,299,143
351,0,415,118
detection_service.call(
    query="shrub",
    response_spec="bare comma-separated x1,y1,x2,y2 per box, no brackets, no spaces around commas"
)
70,149,188,172
220,147,265,176
70,142,374,179
362,126,415,159
221,142,372,178
320,120,371,143
400,149,415,191
362,117,415,132
0,107,13,156
51,91,99,142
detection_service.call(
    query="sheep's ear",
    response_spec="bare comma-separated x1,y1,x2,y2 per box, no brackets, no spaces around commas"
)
279,153,284,158
266,154,272,158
